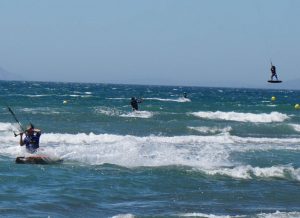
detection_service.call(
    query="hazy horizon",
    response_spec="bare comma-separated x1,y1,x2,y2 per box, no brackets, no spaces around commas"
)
1,73,299,91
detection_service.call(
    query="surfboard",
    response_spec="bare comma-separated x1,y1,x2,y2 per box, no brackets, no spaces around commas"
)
268,80,282,83
15,156,63,164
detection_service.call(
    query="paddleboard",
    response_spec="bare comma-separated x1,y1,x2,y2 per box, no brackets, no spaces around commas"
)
15,156,63,164
268,80,282,83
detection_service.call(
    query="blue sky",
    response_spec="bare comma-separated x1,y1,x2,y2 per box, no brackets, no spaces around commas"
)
0,0,299,87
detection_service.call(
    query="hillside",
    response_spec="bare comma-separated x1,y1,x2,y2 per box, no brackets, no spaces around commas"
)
0,67,21,81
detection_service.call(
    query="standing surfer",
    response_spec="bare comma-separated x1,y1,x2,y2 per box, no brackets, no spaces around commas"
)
19,124,42,153
270,64,278,81
130,97,142,111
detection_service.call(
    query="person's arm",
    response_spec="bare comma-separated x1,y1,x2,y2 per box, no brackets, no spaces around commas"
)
19,133,25,146
33,128,42,136
33,128,41,133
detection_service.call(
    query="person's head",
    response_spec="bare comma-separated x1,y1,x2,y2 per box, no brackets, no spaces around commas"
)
131,97,136,101
26,123,34,135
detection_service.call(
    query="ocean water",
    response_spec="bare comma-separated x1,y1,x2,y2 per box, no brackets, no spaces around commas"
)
0,80,300,218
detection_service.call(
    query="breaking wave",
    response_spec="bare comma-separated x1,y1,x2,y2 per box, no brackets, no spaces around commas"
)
190,111,289,123
188,126,232,134
180,211,300,218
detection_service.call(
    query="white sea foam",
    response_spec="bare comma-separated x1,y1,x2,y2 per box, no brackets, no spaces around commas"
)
190,111,289,123
1,122,300,154
20,107,61,115
2,131,299,180
145,97,191,102
177,97,191,102
290,124,300,132
120,111,154,118
27,94,50,97
257,211,300,218
0,131,231,168
180,211,300,218
94,107,121,116
106,97,128,100
94,107,153,118
0,122,18,132
111,214,135,218
229,135,300,147
180,212,244,217
81,95,92,98
106,97,191,102
1,122,300,182
7,94,50,97
202,165,300,181
188,126,232,134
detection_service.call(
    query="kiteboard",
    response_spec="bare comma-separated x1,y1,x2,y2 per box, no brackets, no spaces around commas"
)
268,80,282,83
15,156,63,164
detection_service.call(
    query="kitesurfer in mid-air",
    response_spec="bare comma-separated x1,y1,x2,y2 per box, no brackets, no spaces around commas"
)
270,64,278,81
130,97,143,111
19,124,42,153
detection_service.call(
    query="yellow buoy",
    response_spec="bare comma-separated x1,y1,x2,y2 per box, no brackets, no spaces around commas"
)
63,100,68,104
271,96,276,101
295,104,300,109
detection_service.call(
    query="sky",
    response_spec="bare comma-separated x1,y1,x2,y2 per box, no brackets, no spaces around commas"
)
0,0,299,87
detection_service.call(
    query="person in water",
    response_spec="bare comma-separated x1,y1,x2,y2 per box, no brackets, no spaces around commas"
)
130,97,142,111
183,92,188,98
19,124,41,153
270,64,278,81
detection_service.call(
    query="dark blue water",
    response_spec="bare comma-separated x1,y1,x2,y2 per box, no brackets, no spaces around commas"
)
1,80,300,217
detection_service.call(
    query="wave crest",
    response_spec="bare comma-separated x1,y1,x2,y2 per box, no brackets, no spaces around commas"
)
203,165,300,181
180,211,300,218
190,111,289,123
145,97,191,102
188,126,232,134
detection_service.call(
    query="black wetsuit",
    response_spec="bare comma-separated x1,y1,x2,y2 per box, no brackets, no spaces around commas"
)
130,98,142,110
271,65,278,80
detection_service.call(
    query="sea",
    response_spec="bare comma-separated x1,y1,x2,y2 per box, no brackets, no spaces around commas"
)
0,80,300,218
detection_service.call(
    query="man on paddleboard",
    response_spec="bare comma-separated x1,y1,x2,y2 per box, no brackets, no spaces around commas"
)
19,124,42,153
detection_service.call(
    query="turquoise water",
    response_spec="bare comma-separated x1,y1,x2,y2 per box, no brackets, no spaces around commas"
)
0,80,300,218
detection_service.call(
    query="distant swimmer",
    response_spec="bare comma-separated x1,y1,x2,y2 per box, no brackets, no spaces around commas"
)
130,97,142,111
183,92,188,98
19,124,42,153
270,64,278,81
